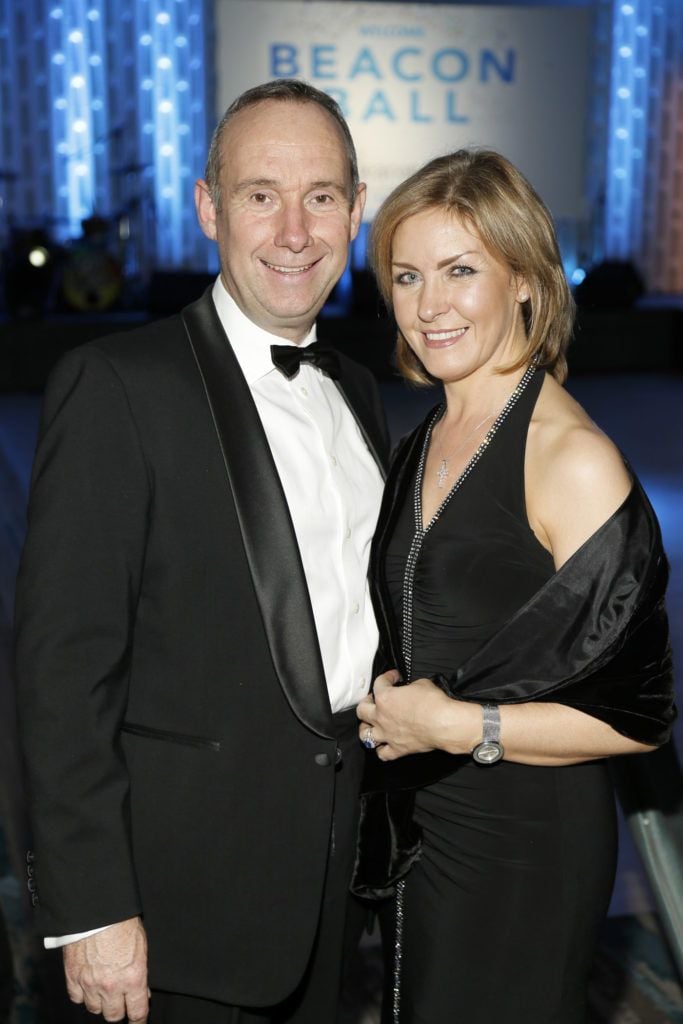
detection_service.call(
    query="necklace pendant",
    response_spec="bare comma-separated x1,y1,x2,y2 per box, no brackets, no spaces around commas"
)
436,459,449,488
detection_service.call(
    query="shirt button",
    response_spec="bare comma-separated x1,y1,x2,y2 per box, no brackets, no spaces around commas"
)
360,676,367,687
330,455,337,466
352,601,360,615
345,527,352,539
299,386,308,396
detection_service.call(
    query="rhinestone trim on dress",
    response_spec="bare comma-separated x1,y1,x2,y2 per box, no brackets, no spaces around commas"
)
393,878,406,1022
392,359,539,1024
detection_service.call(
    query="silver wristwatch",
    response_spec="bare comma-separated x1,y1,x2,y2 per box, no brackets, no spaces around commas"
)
471,703,504,765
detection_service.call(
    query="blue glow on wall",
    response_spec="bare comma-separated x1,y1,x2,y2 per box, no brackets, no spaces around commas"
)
0,0,212,270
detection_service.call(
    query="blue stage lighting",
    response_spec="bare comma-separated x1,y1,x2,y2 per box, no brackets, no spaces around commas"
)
124,0,212,267
602,0,683,292
45,0,109,240
0,0,209,272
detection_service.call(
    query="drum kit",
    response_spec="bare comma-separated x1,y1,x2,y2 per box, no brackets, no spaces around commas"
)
0,156,154,314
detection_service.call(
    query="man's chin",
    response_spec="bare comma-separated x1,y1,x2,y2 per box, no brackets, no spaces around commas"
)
263,296,330,333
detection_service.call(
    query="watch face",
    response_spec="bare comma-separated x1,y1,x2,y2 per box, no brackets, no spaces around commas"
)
473,741,504,765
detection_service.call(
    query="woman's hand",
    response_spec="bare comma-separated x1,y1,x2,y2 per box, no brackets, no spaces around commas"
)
357,673,656,765
356,670,479,761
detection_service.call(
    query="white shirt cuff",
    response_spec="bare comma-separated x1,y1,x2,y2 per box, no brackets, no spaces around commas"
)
44,924,112,948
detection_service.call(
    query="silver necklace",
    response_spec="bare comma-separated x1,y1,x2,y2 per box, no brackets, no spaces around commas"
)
434,410,497,489
392,358,539,1024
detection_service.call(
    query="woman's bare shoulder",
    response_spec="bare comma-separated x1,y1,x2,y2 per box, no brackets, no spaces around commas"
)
526,375,632,567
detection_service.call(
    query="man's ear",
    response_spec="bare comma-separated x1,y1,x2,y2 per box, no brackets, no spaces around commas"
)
349,182,367,242
195,180,218,241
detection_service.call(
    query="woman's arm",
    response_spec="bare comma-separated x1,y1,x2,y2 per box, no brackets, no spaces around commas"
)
358,672,656,764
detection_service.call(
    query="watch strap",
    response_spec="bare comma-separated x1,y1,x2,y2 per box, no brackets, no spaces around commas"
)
471,702,504,764
481,702,501,743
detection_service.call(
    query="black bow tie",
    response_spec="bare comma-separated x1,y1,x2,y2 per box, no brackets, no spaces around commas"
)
270,342,340,381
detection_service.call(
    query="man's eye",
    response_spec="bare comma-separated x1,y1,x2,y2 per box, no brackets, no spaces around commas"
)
251,192,271,204
312,193,334,205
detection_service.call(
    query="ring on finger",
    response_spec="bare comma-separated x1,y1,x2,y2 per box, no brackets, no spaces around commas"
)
362,726,377,750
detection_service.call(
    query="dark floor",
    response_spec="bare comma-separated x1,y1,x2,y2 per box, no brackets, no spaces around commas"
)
1,370,682,1022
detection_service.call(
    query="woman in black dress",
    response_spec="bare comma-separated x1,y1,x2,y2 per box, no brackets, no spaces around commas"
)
354,150,675,1023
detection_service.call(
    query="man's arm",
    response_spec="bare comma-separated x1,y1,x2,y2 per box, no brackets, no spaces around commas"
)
15,345,150,967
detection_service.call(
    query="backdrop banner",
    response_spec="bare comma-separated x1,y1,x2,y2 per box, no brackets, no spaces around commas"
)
215,0,592,220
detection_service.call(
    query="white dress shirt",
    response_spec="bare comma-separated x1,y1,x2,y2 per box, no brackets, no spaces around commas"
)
45,277,384,947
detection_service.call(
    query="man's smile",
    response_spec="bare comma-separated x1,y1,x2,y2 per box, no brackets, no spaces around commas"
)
260,258,320,274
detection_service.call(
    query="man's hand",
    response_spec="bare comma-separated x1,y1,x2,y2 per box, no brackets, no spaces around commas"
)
63,916,149,1023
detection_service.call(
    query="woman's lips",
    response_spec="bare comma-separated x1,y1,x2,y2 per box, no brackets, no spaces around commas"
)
422,326,468,347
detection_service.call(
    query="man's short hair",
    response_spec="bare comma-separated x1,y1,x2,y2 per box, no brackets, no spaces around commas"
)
205,79,360,209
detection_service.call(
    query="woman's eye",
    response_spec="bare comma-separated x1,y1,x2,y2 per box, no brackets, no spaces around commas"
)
451,264,474,277
394,271,419,286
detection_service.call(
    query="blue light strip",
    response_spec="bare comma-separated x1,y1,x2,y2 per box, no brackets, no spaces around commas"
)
605,0,660,261
0,0,13,246
142,1,182,266
135,0,210,268
0,1,60,245
47,0,108,239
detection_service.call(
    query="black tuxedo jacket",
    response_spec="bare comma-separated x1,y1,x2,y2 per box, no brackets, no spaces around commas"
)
14,289,390,1006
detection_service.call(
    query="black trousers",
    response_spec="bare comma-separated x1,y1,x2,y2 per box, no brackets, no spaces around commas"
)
149,709,365,1024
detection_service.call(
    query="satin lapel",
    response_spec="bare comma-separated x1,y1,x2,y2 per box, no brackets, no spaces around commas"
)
181,292,334,739
370,414,436,678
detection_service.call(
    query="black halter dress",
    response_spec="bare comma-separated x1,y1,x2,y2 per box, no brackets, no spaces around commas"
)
382,370,618,1023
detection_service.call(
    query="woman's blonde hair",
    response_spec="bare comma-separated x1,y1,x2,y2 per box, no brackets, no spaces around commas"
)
370,149,574,384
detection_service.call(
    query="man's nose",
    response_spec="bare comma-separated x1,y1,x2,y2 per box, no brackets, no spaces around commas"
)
274,202,313,252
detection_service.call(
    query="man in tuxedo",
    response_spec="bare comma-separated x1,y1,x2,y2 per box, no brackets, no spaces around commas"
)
15,79,389,1024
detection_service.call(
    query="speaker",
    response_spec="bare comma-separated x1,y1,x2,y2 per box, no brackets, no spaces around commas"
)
574,261,645,310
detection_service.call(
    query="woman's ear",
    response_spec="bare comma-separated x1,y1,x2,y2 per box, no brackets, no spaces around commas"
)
515,276,530,304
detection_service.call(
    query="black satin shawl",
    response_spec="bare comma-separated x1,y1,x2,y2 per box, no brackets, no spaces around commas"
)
352,413,676,898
